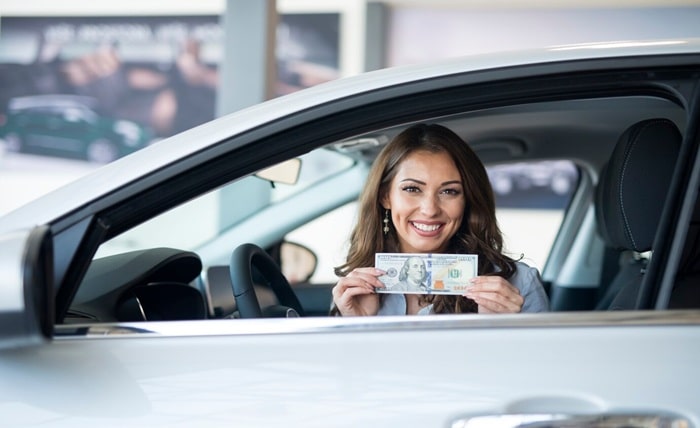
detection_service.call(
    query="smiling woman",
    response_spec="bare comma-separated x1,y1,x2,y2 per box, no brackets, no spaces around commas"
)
331,123,549,316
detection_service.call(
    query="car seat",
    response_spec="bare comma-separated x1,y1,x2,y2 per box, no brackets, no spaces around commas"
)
668,188,700,308
594,118,682,310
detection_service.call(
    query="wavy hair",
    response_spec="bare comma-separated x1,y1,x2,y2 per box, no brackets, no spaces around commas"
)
334,123,516,314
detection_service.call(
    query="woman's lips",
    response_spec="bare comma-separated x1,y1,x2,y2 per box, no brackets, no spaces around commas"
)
410,221,444,236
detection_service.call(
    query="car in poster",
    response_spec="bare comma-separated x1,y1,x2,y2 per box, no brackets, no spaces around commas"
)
0,94,152,163
1,38,700,427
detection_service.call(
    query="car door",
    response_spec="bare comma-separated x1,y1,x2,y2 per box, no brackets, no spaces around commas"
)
2,46,700,427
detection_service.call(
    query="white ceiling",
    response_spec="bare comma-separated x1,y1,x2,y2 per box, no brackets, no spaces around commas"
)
2,0,699,16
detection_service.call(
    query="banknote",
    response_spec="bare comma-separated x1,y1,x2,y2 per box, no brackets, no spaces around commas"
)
374,253,478,295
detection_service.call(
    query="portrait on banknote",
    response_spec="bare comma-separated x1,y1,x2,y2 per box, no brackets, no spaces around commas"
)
375,253,478,295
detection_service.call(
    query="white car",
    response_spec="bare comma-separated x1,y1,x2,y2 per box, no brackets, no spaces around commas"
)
2,38,700,427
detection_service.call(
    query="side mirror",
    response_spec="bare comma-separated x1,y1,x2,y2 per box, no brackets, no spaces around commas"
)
0,225,53,349
279,241,317,284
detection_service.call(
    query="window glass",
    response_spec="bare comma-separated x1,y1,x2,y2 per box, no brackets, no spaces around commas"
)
284,160,579,285
285,201,356,284
95,148,354,258
270,148,354,202
489,160,579,271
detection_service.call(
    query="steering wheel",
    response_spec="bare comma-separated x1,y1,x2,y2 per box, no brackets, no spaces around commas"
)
229,243,305,318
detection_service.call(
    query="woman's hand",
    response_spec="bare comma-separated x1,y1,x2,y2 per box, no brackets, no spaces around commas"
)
464,276,524,313
332,267,385,316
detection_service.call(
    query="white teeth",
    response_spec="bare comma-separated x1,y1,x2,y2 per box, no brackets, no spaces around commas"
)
412,222,441,232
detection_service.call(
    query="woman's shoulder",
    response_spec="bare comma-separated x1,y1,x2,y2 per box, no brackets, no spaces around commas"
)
485,258,541,291
509,260,541,285
509,260,549,312
513,260,539,275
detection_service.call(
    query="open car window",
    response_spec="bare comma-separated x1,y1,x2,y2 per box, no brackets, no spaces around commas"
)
285,160,580,286
73,138,597,323
61,71,695,324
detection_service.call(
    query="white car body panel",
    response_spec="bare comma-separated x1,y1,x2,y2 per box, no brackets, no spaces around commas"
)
0,229,29,310
4,312,698,427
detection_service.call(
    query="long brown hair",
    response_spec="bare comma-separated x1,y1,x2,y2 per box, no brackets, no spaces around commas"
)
334,123,516,314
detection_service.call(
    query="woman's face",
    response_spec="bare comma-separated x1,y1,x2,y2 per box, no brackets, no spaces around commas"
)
382,150,465,253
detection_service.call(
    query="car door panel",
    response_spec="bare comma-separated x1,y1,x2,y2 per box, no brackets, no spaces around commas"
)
3,313,697,427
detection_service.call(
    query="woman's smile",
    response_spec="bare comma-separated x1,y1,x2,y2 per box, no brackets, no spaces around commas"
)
411,221,443,234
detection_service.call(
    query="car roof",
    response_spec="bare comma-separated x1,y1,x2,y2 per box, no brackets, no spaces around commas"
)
1,37,699,234
8,94,98,111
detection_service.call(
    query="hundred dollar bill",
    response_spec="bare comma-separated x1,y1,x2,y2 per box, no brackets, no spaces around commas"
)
374,253,478,295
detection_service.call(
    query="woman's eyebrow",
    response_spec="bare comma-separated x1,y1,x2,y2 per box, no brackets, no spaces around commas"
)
399,178,426,185
398,178,462,186
399,178,462,187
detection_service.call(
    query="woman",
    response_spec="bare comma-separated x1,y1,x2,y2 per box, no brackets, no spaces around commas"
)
331,123,549,316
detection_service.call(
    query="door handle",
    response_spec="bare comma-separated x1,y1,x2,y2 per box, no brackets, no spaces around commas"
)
451,413,692,428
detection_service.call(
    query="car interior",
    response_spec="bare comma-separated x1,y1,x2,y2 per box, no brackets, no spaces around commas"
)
61,91,699,324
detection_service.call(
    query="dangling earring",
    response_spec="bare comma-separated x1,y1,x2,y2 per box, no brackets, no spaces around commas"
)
383,209,390,235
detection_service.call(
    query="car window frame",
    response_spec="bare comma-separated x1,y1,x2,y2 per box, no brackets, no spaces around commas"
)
49,56,700,322
650,85,700,309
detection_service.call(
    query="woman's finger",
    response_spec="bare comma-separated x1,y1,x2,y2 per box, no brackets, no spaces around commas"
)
468,291,523,313
469,276,518,293
465,276,523,313
345,268,386,289
332,276,381,317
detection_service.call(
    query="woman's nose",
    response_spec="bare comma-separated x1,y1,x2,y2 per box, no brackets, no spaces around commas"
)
420,194,440,215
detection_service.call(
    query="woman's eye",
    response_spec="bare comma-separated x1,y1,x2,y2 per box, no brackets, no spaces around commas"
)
442,188,461,196
401,186,420,193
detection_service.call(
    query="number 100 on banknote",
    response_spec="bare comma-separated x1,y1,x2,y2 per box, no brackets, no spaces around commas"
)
374,253,478,295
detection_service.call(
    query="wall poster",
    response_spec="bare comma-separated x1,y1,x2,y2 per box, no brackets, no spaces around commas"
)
0,11,346,214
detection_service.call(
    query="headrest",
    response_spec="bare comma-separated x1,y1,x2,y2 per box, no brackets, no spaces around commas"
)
595,118,681,252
